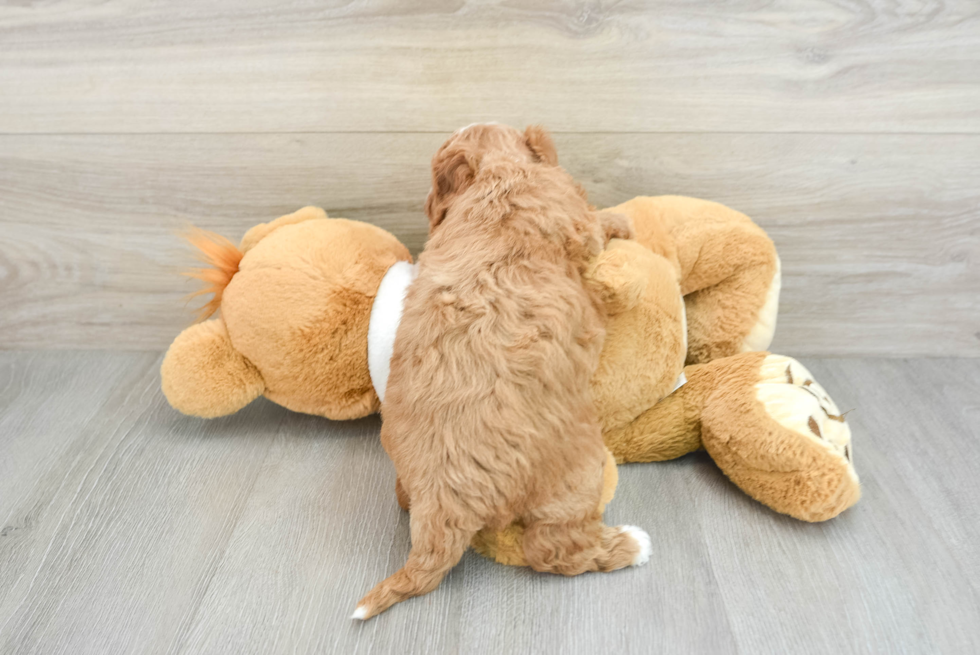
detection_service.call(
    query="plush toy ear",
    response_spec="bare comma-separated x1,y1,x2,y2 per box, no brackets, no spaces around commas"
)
161,318,265,418
240,206,327,253
524,125,558,165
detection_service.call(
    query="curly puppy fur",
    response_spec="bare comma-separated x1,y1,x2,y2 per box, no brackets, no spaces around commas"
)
354,124,647,620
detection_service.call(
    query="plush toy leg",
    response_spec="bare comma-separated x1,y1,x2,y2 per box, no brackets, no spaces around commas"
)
675,212,780,363
599,353,762,464
161,318,266,418
601,383,704,464
683,250,780,364
608,196,781,364
700,353,860,521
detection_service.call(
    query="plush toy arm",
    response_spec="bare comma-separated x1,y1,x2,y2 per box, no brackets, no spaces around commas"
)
239,206,327,253
596,210,635,243
161,318,266,418
584,240,652,315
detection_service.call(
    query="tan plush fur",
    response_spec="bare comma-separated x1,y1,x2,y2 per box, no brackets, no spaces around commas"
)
586,239,687,434
354,125,644,619
162,192,857,561
163,206,411,420
223,216,405,419
472,351,860,566
160,317,265,418
608,196,779,364
699,353,860,522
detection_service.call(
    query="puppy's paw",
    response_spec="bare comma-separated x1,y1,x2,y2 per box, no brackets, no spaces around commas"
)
597,211,635,242
620,525,651,566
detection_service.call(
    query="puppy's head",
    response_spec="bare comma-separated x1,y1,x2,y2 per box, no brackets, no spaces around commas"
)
424,123,558,230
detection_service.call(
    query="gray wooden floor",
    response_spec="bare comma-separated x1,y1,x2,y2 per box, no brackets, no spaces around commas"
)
2,2,979,653
0,352,977,654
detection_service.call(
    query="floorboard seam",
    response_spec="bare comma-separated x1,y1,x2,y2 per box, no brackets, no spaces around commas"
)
167,415,282,655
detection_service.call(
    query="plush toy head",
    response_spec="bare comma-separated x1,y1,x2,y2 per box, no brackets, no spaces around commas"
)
161,207,411,420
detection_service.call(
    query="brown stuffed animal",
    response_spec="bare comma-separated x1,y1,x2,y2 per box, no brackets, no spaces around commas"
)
161,197,859,564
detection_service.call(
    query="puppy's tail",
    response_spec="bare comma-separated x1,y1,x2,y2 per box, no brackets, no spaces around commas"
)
353,511,475,620
180,227,243,321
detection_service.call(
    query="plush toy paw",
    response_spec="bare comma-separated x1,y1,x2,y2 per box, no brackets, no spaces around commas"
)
741,255,781,353
701,353,860,522
755,355,855,469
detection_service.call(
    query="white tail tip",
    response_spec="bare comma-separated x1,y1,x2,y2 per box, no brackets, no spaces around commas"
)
351,606,368,620
621,525,652,566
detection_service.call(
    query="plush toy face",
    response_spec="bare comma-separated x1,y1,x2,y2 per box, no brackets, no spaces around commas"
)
222,216,411,420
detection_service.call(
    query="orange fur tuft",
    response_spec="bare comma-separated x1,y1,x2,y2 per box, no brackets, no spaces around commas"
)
181,227,243,321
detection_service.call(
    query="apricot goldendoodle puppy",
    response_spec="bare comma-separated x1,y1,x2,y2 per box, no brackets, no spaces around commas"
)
354,124,650,619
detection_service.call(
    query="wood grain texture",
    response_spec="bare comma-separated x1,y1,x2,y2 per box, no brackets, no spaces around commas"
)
0,352,278,655
1,132,977,355
1,1,979,134
682,357,980,653
0,353,978,653
0,352,158,613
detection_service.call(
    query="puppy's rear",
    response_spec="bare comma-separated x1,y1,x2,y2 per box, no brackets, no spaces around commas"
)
354,124,649,620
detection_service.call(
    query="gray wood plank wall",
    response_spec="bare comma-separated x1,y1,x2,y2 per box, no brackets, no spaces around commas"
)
1,1,978,354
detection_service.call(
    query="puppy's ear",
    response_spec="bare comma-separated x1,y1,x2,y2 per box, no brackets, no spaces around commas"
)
425,145,477,231
524,125,558,166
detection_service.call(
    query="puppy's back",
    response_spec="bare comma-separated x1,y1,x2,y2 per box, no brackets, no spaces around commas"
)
354,124,649,621
383,153,606,517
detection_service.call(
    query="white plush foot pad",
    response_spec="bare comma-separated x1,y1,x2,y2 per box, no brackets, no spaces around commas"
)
741,255,782,353
621,525,652,566
756,355,857,483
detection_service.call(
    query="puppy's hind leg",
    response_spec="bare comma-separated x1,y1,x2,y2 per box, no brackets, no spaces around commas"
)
523,513,650,575
353,504,477,620
522,460,650,575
